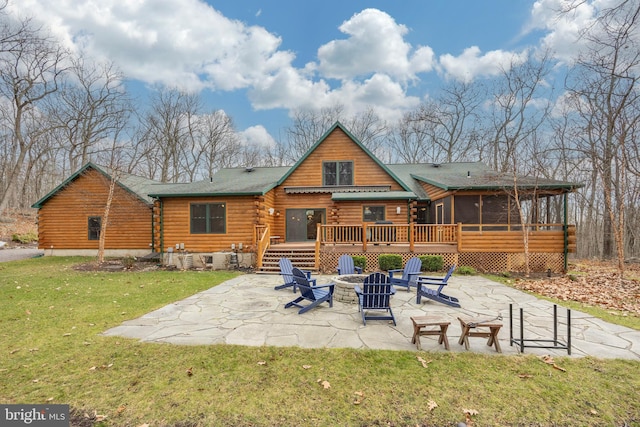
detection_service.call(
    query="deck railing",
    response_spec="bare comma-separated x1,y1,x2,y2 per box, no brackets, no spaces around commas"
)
317,223,573,253
319,223,458,252
255,224,270,269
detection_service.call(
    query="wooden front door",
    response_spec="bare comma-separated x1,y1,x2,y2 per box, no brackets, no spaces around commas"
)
286,209,325,242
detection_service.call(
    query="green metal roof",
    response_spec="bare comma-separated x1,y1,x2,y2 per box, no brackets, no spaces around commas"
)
36,136,582,207
31,162,160,208
332,191,417,201
389,162,581,196
148,166,290,197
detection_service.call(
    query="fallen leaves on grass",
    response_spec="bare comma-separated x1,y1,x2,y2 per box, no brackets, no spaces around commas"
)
186,367,193,376
302,365,312,369
539,355,566,372
463,408,479,426
317,379,331,389
256,361,266,366
427,400,438,411
353,391,364,405
93,412,108,422
89,364,113,371
416,356,432,368
512,262,640,316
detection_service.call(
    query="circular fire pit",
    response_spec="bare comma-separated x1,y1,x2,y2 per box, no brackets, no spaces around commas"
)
332,274,368,304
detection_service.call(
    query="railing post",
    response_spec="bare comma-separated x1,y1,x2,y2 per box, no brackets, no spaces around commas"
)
362,223,368,252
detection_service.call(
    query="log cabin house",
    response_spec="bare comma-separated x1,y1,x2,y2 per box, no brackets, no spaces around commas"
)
33,122,580,273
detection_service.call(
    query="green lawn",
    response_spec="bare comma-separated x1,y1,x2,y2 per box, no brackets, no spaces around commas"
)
1,257,639,426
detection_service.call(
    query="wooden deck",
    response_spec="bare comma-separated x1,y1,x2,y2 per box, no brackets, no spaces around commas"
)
257,223,575,273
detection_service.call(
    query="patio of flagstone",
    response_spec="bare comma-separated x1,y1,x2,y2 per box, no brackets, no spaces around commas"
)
103,274,640,360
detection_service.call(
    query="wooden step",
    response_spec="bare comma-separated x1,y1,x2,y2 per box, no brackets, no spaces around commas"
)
259,247,317,273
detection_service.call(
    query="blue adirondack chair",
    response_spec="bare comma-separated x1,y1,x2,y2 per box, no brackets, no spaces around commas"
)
336,254,362,275
284,268,335,314
275,257,311,292
388,257,422,291
416,265,460,307
354,272,396,325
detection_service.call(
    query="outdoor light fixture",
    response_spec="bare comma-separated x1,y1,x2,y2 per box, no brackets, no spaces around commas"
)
396,206,401,214
231,243,236,250
238,242,243,251
268,208,275,215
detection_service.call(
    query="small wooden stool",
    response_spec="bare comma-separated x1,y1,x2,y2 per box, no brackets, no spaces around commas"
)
457,317,503,353
411,316,451,350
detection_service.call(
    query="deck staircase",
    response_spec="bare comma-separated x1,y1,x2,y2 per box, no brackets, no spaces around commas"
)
258,245,316,273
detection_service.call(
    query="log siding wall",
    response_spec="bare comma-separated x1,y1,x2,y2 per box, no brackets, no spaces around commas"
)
267,127,408,241
37,169,152,250
157,195,258,253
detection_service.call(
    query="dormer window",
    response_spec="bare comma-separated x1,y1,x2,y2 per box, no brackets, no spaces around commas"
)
323,161,353,186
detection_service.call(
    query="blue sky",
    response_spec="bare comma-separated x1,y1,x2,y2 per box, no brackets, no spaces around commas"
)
8,0,600,147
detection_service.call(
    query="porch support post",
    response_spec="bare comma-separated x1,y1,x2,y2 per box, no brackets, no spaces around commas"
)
315,223,321,271
362,223,368,252
457,222,463,252
409,223,415,252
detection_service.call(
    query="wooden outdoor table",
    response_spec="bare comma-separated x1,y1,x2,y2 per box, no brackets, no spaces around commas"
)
457,317,503,353
410,316,450,350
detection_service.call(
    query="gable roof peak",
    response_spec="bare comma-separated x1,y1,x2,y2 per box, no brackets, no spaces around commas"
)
276,122,412,192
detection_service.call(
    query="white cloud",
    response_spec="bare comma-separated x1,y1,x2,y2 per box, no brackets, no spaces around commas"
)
9,1,424,124
8,0,290,93
10,1,589,137
249,66,333,110
331,74,421,121
238,125,276,149
527,0,597,63
315,8,435,82
439,46,529,83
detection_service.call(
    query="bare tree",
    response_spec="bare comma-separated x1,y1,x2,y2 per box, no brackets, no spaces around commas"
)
283,104,388,163
284,106,344,162
387,109,432,163
136,88,201,182
188,110,240,181
564,0,640,270
478,52,554,173
476,52,555,274
47,55,132,173
0,13,68,215
418,81,484,163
